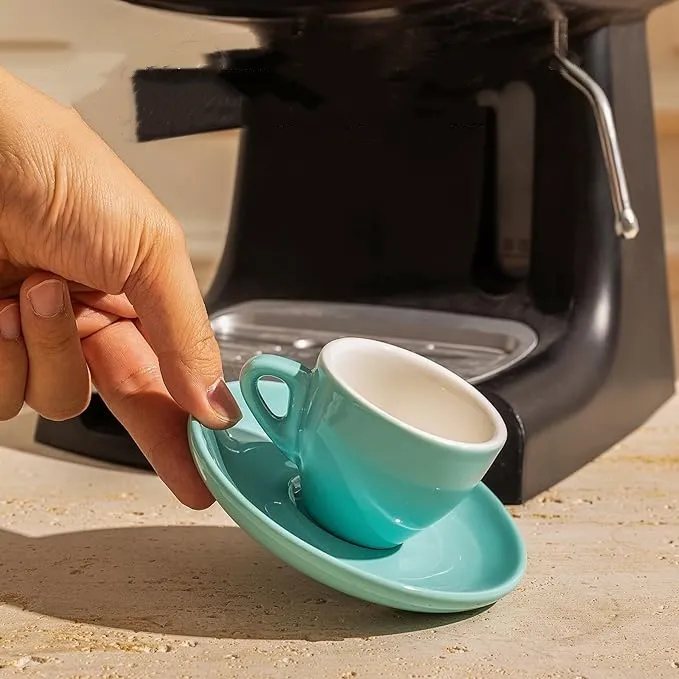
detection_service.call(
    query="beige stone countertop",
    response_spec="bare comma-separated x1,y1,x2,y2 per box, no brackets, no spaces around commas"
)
0,396,678,679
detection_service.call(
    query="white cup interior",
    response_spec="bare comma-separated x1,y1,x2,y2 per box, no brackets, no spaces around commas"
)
321,338,504,446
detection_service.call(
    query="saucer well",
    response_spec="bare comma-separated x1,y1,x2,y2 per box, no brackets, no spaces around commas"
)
188,380,527,614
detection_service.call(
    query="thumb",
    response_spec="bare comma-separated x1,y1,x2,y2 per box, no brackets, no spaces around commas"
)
124,222,241,430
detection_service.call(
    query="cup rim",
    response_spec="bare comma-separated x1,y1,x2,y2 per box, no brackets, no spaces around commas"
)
318,336,508,453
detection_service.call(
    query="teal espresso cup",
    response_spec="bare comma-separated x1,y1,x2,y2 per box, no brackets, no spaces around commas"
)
239,337,507,550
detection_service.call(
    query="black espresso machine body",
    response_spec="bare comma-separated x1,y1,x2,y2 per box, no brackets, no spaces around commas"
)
36,0,675,503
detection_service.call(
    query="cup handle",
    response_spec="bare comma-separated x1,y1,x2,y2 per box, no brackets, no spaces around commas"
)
239,354,311,466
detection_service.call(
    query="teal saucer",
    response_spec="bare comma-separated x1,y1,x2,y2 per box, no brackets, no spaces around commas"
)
188,380,527,613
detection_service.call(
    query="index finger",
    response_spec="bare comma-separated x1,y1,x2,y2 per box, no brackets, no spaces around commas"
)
81,316,215,510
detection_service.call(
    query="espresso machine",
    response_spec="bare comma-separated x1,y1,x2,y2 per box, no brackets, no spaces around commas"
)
36,0,675,504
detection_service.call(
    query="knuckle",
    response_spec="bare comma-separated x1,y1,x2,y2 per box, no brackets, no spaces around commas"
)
110,364,163,406
1,125,58,219
188,326,220,362
124,216,184,301
142,428,178,468
0,89,80,225
29,326,78,358
157,325,220,378
0,140,44,233
155,217,185,251
140,213,184,261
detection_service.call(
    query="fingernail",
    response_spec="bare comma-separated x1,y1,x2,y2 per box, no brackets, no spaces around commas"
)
207,378,242,425
0,304,21,340
27,279,64,318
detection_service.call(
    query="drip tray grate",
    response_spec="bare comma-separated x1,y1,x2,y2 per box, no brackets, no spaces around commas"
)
211,300,538,384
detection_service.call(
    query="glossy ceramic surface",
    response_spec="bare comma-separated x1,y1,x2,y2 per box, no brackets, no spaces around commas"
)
188,380,526,613
239,338,507,549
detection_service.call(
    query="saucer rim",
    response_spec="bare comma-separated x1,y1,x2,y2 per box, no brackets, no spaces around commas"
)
188,380,527,613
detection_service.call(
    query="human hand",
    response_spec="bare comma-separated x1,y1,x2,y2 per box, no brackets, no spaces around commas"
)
0,68,241,509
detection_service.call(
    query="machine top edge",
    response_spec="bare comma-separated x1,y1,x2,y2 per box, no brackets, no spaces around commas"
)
121,0,667,22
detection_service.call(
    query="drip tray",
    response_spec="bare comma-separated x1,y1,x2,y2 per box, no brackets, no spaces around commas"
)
211,300,538,383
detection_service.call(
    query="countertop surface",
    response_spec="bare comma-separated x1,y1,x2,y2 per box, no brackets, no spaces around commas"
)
0,399,678,678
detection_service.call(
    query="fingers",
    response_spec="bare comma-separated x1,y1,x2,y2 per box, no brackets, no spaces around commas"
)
20,273,91,421
0,286,102,421
0,282,136,320
82,318,214,510
72,303,119,339
1,279,119,300
125,227,241,430
71,291,136,319
74,304,214,509
0,300,28,420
